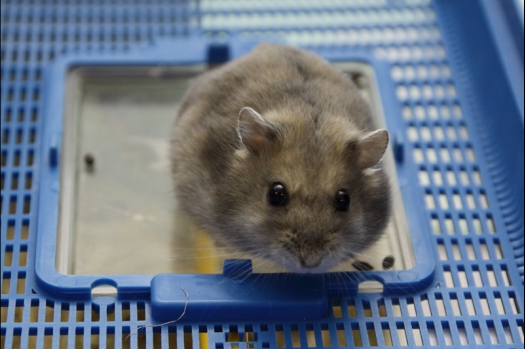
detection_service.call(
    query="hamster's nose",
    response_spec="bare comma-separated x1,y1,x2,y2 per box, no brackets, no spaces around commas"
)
299,257,322,269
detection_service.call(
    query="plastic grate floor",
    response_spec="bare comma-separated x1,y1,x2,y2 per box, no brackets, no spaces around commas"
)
1,0,523,348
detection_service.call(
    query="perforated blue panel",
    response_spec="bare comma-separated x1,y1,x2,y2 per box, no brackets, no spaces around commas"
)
1,1,523,348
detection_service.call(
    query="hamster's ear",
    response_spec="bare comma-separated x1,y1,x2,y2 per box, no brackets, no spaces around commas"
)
353,129,390,169
237,107,277,154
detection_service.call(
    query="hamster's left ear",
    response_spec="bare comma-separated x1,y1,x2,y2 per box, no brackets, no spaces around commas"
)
237,107,278,154
353,129,390,169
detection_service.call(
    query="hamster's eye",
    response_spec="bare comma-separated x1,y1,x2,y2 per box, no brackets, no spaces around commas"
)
334,189,351,211
268,182,288,206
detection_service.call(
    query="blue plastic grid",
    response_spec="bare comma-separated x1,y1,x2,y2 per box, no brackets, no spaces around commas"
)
1,1,523,349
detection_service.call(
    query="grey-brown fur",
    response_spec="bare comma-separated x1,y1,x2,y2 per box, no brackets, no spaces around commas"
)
171,43,391,273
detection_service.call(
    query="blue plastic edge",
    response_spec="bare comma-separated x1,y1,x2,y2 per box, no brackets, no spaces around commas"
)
434,0,524,282
36,37,436,313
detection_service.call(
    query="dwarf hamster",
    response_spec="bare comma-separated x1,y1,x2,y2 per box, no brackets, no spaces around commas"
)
170,43,391,273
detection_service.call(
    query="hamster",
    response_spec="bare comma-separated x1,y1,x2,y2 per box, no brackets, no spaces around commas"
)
170,43,391,273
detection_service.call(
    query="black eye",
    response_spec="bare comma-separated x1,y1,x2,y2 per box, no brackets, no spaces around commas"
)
268,182,288,206
334,189,351,211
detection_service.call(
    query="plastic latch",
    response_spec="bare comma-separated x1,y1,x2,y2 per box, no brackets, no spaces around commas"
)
150,261,328,322
49,133,59,167
394,131,404,163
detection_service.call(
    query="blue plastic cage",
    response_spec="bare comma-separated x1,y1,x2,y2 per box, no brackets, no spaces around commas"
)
1,0,523,348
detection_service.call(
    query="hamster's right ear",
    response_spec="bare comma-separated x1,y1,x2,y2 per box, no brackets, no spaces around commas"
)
354,129,390,169
237,107,278,154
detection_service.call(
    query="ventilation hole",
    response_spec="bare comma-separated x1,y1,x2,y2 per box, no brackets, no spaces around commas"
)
14,303,23,323
26,150,34,166
18,246,27,266
402,106,412,120
427,325,438,345
122,328,131,349
2,274,11,294
473,269,483,287
446,170,456,185
440,147,450,164
426,147,437,163
365,326,377,347
438,242,448,260
501,268,512,286
415,105,426,120
451,243,461,260
4,247,13,266
348,301,357,318
420,126,431,140
184,326,193,349
459,218,469,235
336,326,347,347
45,301,54,322
466,193,476,209
25,173,32,189
452,192,462,209
487,217,496,233
23,196,30,213
433,170,443,185
494,242,504,259
291,327,300,348
472,322,484,344
21,220,29,239
382,324,393,347
466,242,476,260
332,300,343,318
480,242,490,260
413,148,424,163
444,270,455,287
397,325,408,346
397,86,408,101
480,192,489,208
168,327,177,348
434,126,444,140
60,304,69,322
439,193,449,209
407,126,418,141
419,169,430,185
451,297,461,316
473,169,482,185
488,322,499,344
458,270,469,287
445,217,455,235
321,327,331,348
495,295,506,315
412,326,423,346
6,223,14,240
502,321,514,344
421,298,431,316
306,326,316,348
431,217,442,234
8,196,16,214
464,295,475,316
425,192,436,209
363,302,373,318
407,299,417,317
89,328,98,348
487,269,498,286
275,326,285,348
76,304,84,322
453,147,463,163
392,302,402,317
436,296,447,316
410,85,420,100
459,170,470,186
352,327,362,347
10,173,18,190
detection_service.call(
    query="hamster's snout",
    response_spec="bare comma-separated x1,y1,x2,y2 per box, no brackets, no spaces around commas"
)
299,255,322,269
